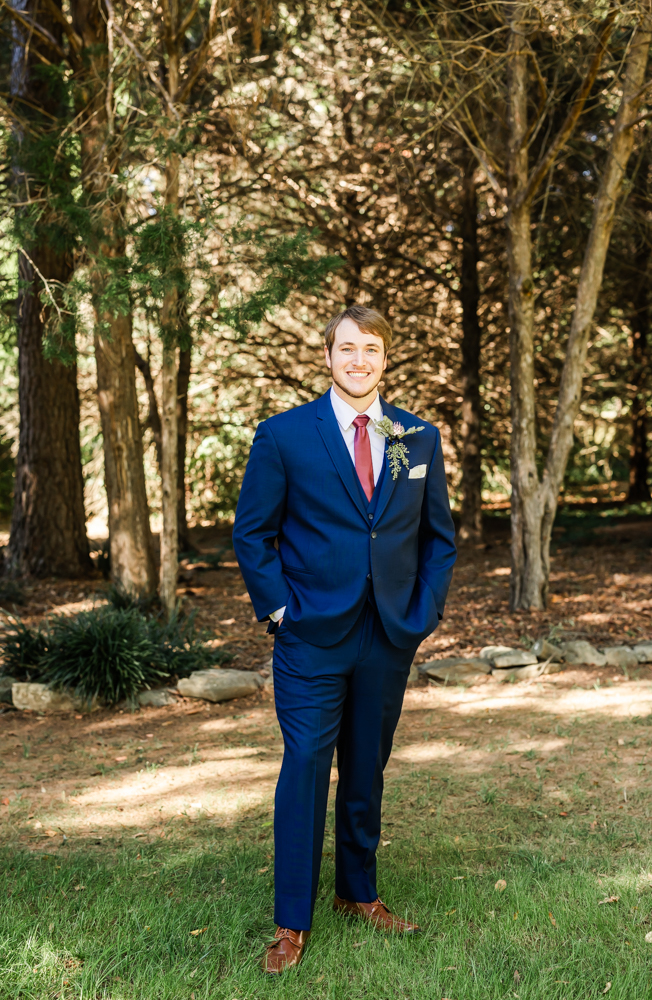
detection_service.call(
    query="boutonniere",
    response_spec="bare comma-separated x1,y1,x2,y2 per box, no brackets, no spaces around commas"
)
373,416,425,480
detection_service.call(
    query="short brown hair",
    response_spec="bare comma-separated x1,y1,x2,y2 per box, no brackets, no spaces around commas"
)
324,305,392,354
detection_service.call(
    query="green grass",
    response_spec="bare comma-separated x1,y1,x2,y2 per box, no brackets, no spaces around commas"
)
2,815,652,999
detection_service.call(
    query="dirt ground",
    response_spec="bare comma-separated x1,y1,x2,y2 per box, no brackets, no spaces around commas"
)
1,529,652,849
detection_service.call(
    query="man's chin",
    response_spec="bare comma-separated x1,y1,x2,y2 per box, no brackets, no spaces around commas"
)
333,376,380,399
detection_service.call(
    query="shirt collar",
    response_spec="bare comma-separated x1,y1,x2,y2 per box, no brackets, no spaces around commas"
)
330,386,383,431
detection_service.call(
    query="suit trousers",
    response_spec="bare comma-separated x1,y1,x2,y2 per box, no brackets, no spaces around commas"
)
271,602,417,930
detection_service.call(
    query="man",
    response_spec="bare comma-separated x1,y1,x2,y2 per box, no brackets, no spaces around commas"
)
233,305,456,973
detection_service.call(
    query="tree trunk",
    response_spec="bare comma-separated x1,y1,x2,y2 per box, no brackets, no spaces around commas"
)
505,11,545,609
628,161,651,502
72,0,156,597
177,344,191,552
628,277,650,501
507,9,652,609
8,0,90,579
158,6,181,618
160,333,179,615
457,157,483,545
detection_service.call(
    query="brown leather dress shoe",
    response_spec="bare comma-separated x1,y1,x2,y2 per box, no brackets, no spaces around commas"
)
333,895,420,933
261,927,310,974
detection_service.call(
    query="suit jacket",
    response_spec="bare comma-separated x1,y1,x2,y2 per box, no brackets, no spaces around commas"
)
232,391,457,649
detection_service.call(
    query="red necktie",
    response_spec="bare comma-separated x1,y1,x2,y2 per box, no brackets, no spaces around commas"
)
353,415,374,502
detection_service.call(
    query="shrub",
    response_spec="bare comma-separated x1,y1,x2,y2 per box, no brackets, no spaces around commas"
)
2,602,229,704
0,617,48,679
40,606,169,706
154,609,229,678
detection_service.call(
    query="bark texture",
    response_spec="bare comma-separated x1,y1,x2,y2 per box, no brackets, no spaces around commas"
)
628,158,651,502
505,12,541,608
506,8,651,610
177,345,191,552
457,158,484,545
159,2,181,618
72,0,156,596
8,0,90,579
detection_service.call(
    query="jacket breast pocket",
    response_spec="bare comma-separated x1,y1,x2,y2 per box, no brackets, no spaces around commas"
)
406,476,426,490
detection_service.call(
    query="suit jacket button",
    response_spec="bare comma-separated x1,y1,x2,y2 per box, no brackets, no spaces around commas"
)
371,531,377,539
366,573,371,581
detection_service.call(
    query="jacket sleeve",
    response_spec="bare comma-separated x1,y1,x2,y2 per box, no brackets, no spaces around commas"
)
418,428,457,619
232,420,291,622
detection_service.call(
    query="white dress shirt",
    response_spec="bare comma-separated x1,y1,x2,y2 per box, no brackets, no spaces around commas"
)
269,387,386,622
328,386,385,486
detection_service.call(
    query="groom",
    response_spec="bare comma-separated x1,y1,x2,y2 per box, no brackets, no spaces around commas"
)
233,306,456,973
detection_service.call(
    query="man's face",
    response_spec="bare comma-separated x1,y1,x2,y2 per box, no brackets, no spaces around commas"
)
325,317,387,400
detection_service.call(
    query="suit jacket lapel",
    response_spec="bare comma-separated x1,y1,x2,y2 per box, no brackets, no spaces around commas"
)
372,397,399,526
316,392,369,524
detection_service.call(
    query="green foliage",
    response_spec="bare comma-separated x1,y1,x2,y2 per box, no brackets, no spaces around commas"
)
154,608,230,677
0,617,47,679
40,606,169,707
2,601,229,704
219,226,343,338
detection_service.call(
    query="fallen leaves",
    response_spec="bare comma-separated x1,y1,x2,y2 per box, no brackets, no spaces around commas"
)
598,896,619,905
381,840,391,847
352,940,367,948
495,879,507,892
257,867,269,874
115,756,127,762
645,931,652,943
189,927,207,936
73,885,84,892
602,983,612,994
1,797,9,806
548,912,557,926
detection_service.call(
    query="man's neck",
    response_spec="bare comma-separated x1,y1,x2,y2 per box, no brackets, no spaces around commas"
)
331,382,379,414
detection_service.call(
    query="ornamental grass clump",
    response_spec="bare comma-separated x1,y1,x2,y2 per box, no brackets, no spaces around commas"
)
0,617,48,679
40,606,169,707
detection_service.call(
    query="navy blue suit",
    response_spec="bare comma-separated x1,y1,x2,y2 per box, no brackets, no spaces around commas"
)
233,391,456,929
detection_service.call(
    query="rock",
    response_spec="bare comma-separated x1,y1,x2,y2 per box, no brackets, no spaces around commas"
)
492,662,546,682
532,638,564,662
423,659,489,685
11,682,76,714
479,645,515,664
420,657,492,676
633,642,652,663
561,641,607,667
406,662,421,686
137,688,177,708
0,675,17,704
493,650,538,668
177,668,263,703
601,646,638,671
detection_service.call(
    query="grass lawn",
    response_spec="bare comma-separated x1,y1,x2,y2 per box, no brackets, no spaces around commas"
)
3,768,652,1000
2,536,652,998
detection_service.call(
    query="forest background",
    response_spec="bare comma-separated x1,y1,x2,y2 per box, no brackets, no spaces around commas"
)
0,0,651,616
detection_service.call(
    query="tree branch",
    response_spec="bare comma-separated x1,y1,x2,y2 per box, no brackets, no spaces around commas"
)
517,7,617,210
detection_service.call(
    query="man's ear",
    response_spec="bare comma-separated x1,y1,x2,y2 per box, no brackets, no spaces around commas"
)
324,344,332,370
383,351,388,371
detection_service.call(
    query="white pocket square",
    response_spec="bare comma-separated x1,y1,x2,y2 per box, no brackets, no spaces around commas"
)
408,464,427,479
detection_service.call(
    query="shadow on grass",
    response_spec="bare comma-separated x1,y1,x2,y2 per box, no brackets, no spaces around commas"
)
2,819,652,1000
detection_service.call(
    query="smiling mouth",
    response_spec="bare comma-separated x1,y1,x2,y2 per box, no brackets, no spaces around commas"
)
346,371,370,379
